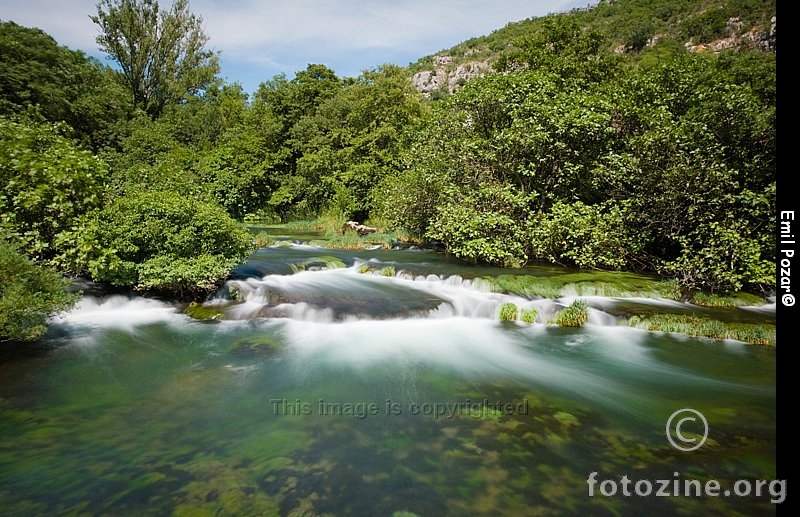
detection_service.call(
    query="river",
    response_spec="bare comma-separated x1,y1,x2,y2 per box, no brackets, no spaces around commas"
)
0,232,778,516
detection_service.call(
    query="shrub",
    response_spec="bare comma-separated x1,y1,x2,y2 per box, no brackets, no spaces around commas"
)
528,201,641,270
254,232,274,247
427,185,529,267
77,190,254,299
661,221,775,294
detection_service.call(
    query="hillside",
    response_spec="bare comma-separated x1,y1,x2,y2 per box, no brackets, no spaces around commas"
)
409,0,776,96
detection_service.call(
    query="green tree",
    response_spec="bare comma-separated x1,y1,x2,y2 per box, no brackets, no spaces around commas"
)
254,64,342,136
0,237,78,342
589,52,775,291
427,184,530,267
0,21,131,150
0,116,108,266
197,125,282,220
250,64,342,219
290,64,426,219
527,201,644,270
91,0,220,118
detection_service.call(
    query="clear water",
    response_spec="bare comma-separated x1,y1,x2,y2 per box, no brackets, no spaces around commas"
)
0,244,777,516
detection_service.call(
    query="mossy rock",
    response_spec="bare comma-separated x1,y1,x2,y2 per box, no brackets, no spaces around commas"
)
521,308,538,324
499,302,518,321
690,290,767,307
553,411,580,427
185,301,227,321
231,336,284,357
555,300,589,327
290,255,346,273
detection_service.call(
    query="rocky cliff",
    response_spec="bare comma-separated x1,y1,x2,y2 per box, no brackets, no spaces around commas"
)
684,15,776,53
410,7,775,98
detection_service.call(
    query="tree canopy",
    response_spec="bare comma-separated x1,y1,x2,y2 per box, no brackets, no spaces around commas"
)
91,0,220,118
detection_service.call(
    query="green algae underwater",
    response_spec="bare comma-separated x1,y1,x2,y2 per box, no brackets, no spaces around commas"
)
0,240,777,516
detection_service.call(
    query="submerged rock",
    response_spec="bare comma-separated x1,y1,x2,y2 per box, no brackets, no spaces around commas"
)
185,301,228,321
231,336,284,357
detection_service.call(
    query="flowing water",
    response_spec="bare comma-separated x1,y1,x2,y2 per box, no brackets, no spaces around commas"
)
0,235,778,516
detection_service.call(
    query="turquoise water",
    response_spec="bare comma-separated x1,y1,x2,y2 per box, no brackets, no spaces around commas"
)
0,244,777,516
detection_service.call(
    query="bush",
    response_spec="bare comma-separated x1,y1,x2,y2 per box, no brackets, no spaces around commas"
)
528,201,641,270
661,221,775,293
427,185,529,267
77,190,255,298
0,238,78,341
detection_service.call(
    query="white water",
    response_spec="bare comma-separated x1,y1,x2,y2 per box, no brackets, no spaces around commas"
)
52,294,181,330
226,264,569,323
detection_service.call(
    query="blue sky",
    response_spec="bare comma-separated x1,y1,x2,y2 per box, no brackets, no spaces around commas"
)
1,0,586,96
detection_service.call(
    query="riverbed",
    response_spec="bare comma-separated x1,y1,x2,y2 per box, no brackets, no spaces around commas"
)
0,238,778,516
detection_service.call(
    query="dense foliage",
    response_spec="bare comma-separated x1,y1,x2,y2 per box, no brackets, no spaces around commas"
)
367,25,771,295
383,11,776,294
75,190,254,298
0,0,777,340
0,21,130,150
0,237,77,341
0,117,108,265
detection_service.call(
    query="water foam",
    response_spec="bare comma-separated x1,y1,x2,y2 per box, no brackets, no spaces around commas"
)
52,295,180,330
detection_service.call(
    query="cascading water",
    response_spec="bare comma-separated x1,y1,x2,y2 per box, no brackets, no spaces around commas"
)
0,242,778,516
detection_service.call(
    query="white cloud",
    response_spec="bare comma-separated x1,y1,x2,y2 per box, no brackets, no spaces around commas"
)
194,0,575,57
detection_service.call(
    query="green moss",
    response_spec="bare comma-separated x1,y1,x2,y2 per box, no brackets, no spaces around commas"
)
185,301,225,321
689,291,766,307
290,255,346,273
520,308,538,324
253,232,274,247
553,411,580,427
627,314,775,346
231,335,283,357
499,302,518,321
555,300,589,327
485,272,678,300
